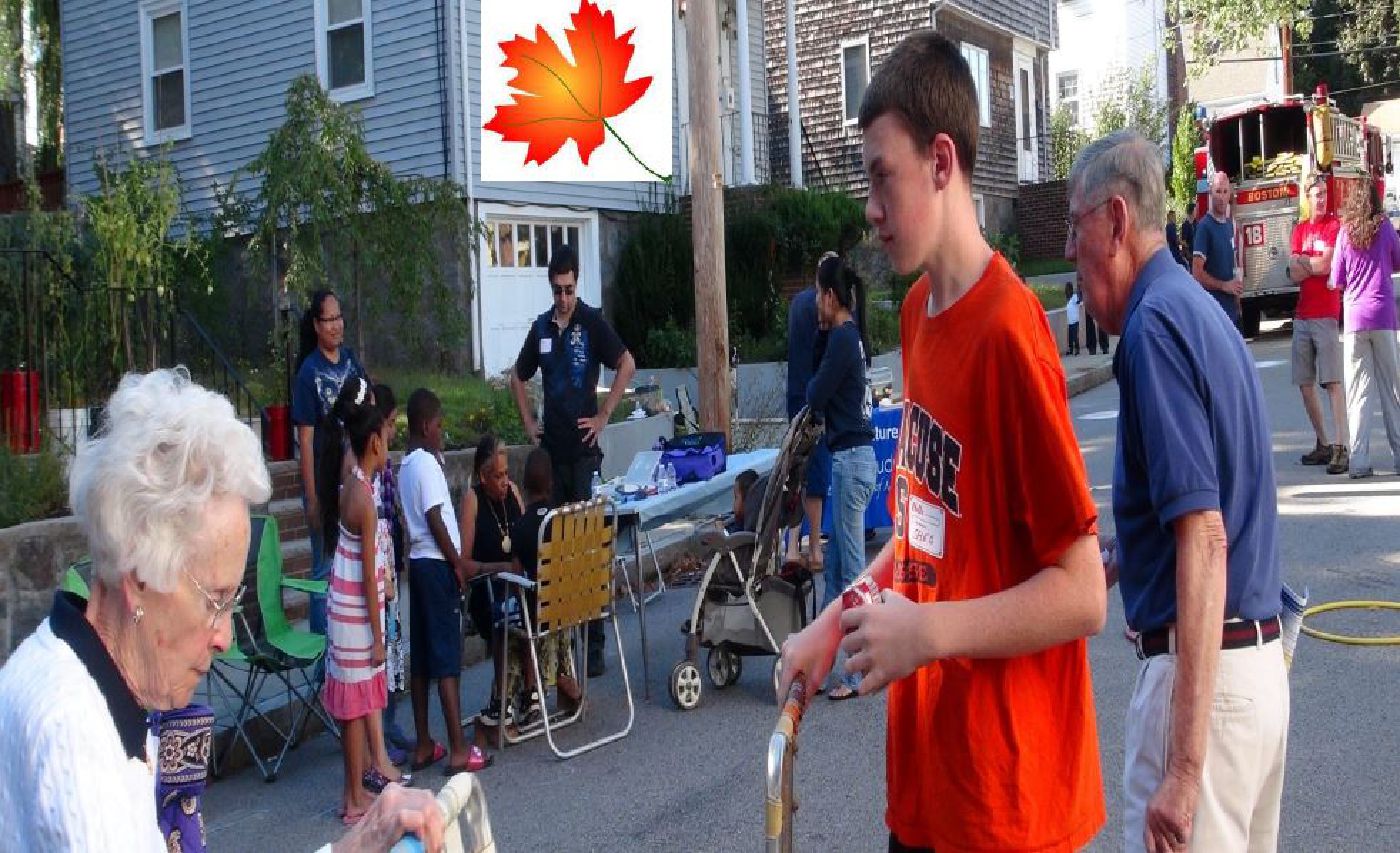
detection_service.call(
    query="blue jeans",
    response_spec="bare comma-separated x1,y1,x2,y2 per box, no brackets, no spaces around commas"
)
822,445,877,690
303,496,331,638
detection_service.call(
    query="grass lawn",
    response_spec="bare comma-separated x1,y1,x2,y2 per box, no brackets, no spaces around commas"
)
1018,257,1076,279
1029,283,1069,312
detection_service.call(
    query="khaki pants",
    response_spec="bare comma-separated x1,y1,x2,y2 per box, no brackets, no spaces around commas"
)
1123,636,1289,852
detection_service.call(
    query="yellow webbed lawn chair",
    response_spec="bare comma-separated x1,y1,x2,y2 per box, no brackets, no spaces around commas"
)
496,497,634,758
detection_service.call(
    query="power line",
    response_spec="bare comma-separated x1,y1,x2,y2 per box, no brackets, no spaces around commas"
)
1328,78,1400,96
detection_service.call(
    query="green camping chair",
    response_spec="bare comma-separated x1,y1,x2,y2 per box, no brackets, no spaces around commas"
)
60,559,92,599
210,514,337,782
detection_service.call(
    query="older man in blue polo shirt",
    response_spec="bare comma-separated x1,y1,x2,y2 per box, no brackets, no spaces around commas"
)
1067,132,1289,853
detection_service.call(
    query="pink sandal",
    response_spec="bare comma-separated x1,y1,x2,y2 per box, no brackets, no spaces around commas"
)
445,745,493,775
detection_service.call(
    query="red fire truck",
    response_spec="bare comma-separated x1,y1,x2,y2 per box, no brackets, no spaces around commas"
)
1193,84,1391,337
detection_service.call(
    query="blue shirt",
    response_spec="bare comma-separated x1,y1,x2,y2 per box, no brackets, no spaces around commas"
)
291,347,367,458
1112,249,1280,632
1191,213,1239,318
786,288,819,417
513,300,626,459
806,320,873,453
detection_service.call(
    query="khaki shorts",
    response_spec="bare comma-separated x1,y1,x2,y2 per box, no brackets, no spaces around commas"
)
1291,317,1343,386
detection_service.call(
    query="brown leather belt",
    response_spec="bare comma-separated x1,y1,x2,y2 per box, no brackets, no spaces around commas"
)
1136,616,1281,660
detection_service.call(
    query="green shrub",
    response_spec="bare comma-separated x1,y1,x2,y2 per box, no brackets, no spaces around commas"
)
987,231,1021,270
0,442,69,529
642,320,697,369
613,212,693,367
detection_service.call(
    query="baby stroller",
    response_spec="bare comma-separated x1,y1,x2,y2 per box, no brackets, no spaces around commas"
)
668,407,825,710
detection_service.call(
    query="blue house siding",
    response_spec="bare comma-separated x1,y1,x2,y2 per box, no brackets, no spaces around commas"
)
465,0,679,212
63,0,451,218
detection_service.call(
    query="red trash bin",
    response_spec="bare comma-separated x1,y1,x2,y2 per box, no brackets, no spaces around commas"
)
263,403,292,461
1,370,41,454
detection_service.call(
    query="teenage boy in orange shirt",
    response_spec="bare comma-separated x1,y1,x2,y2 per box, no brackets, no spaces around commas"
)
779,31,1108,853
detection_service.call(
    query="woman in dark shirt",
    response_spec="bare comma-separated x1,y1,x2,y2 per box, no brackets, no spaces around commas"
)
806,255,876,700
457,434,523,726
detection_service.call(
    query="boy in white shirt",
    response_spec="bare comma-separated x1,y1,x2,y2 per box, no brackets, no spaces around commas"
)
398,388,491,774
1065,282,1081,356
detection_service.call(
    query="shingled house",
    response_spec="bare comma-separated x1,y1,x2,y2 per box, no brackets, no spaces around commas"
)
763,0,1056,236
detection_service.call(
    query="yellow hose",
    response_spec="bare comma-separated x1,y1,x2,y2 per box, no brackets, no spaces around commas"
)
1300,600,1400,646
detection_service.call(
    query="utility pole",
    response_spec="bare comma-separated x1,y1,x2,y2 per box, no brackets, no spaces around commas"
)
685,0,731,442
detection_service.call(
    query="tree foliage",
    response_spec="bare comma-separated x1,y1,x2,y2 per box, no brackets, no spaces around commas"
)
1093,64,1168,146
1049,103,1088,181
243,75,471,371
1174,0,1400,101
1170,104,1204,215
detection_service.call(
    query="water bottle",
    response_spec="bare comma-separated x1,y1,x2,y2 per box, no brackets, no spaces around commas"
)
591,470,603,498
665,462,678,492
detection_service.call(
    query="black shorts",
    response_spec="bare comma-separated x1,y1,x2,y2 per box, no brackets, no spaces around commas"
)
408,558,462,680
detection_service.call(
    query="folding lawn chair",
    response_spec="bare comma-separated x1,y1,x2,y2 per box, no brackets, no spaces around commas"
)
60,559,92,599
210,514,337,781
495,497,634,758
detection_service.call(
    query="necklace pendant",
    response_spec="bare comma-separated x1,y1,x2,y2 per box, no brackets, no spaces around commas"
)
501,535,512,554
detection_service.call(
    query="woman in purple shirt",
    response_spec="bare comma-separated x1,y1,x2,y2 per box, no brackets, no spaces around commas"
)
1329,181,1400,478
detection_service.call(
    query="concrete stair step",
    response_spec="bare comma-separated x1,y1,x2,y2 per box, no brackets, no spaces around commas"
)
267,497,308,543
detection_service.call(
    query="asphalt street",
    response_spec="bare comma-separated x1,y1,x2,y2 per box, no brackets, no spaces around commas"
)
204,326,1399,852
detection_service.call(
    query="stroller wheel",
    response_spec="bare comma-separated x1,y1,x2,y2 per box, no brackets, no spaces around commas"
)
670,660,703,710
707,647,742,689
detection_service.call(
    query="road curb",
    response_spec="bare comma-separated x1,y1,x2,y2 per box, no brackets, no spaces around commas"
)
1067,360,1115,398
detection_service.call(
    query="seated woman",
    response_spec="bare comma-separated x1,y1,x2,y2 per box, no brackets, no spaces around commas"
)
457,434,522,728
0,368,443,852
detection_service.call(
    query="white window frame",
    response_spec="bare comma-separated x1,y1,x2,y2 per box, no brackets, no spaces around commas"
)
138,0,192,146
1057,71,1081,128
972,193,986,230
839,37,871,126
314,0,374,103
961,42,990,128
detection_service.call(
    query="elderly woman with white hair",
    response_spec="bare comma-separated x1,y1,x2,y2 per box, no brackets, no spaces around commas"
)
0,369,444,852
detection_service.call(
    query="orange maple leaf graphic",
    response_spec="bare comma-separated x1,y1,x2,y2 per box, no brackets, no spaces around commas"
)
484,0,655,170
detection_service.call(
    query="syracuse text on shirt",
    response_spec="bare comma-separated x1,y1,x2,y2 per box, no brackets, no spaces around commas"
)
892,400,964,589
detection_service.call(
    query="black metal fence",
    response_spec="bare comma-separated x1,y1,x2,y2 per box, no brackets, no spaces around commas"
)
1,249,265,456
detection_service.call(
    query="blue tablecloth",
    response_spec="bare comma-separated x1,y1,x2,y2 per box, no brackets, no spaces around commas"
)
821,402,900,532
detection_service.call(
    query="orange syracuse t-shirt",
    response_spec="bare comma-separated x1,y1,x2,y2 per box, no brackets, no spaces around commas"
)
885,254,1105,852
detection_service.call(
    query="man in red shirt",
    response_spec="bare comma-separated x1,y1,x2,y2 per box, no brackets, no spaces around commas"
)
1288,178,1348,474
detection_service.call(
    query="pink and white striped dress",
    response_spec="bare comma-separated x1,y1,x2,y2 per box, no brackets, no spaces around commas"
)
322,468,388,722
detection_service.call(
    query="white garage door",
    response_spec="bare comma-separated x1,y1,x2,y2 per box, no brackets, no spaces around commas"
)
479,211,599,378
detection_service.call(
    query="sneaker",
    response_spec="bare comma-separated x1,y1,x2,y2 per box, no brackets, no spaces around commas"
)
1301,441,1331,465
1326,445,1350,475
477,699,514,728
516,691,543,728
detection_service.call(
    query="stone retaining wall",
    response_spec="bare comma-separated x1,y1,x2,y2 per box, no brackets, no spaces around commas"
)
0,516,87,661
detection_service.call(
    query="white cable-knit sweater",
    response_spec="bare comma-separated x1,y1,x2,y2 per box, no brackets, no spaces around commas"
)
0,619,164,851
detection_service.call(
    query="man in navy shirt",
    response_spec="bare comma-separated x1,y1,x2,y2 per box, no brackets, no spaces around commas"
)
511,244,636,676
1068,132,1288,852
784,254,835,573
1192,171,1244,331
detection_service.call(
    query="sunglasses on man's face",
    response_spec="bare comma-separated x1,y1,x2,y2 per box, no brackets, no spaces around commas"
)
552,285,575,296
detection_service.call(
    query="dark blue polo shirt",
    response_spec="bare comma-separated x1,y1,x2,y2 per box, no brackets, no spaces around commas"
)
786,287,819,418
514,300,626,459
1112,249,1280,633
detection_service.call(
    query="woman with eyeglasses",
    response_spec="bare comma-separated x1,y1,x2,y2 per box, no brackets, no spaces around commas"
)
0,369,446,851
293,290,370,642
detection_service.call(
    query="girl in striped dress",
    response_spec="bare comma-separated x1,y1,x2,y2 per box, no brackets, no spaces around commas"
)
318,378,391,825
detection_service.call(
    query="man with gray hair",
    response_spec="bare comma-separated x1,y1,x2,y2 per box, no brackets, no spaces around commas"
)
1193,171,1245,331
1067,132,1288,852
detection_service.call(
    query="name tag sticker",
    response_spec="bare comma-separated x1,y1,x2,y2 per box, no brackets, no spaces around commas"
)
539,337,553,355
1313,239,1327,252
908,495,945,559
